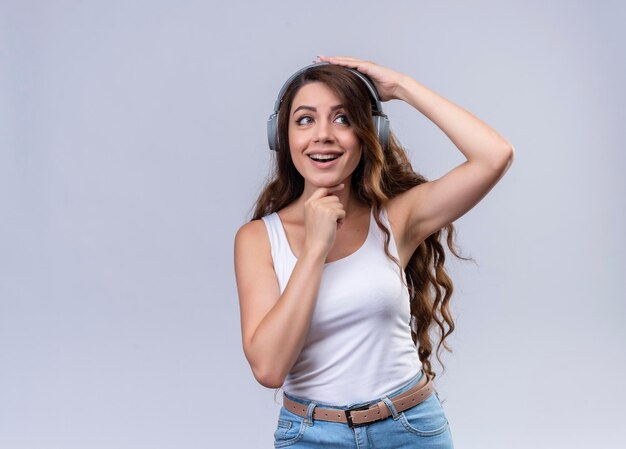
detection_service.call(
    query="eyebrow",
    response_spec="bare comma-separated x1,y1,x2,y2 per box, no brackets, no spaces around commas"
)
292,104,346,116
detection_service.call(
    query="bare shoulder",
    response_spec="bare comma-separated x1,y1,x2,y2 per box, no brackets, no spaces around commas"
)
234,218,272,264
234,218,275,294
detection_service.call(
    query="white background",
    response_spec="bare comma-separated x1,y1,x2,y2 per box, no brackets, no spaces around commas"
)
1,1,624,448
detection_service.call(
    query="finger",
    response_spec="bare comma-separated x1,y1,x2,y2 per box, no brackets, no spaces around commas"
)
326,201,346,212
324,183,345,196
317,196,343,206
320,57,374,73
322,188,345,201
318,55,354,63
322,55,361,61
308,183,345,200
322,56,368,64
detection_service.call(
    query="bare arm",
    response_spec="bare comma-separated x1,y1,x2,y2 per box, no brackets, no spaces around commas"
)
234,220,326,388
236,185,346,388
393,75,514,244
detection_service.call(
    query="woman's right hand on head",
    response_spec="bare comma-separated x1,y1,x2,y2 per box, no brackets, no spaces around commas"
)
303,183,346,258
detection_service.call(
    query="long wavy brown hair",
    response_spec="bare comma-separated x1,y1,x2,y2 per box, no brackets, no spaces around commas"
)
248,64,473,400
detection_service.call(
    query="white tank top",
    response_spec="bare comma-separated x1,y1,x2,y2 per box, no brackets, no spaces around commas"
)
261,205,422,405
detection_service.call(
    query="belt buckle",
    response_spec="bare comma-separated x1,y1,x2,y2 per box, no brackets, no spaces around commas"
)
345,404,373,428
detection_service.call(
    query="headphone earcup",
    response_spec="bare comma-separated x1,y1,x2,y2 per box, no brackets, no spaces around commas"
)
372,115,390,151
267,113,278,151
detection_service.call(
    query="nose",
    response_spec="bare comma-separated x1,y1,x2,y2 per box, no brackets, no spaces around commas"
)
313,118,334,143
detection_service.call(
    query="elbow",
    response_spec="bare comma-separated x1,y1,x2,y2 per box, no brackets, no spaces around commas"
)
244,340,285,388
244,342,285,389
252,366,285,389
502,145,515,170
505,145,515,164
248,353,284,388
491,145,515,171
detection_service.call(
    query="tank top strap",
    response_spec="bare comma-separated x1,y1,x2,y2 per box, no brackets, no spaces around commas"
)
379,204,391,226
375,204,396,251
374,204,405,282
261,213,290,262
260,212,296,293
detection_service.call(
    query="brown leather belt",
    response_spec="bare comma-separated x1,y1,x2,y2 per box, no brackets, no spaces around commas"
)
282,372,434,428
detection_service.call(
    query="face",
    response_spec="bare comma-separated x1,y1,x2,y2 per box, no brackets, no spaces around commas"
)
288,81,362,188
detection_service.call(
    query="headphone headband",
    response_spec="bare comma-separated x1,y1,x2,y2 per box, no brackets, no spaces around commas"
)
267,62,390,152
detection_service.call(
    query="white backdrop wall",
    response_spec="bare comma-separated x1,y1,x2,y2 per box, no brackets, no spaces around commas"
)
1,1,624,448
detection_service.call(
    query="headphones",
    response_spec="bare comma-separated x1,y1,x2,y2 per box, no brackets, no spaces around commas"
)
266,62,390,152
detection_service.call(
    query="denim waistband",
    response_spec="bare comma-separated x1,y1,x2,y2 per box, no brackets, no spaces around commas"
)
282,369,425,410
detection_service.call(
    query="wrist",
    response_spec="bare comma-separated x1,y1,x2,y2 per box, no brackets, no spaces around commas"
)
301,245,328,264
393,74,414,102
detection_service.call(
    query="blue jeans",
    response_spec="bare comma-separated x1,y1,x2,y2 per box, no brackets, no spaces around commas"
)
274,369,454,448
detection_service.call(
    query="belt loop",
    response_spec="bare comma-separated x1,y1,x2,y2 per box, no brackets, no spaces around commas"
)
304,401,317,426
381,396,400,420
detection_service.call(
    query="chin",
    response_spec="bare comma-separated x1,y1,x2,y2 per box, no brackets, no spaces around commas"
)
308,179,349,189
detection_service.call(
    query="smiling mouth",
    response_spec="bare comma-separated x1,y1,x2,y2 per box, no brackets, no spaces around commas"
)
308,154,343,163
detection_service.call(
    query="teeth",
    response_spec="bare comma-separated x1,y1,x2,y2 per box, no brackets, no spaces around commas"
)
309,153,341,160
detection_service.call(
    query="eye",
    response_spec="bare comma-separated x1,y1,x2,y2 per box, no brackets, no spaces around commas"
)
295,115,313,125
294,114,350,126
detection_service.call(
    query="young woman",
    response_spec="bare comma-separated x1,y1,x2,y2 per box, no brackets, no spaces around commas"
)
234,55,514,448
